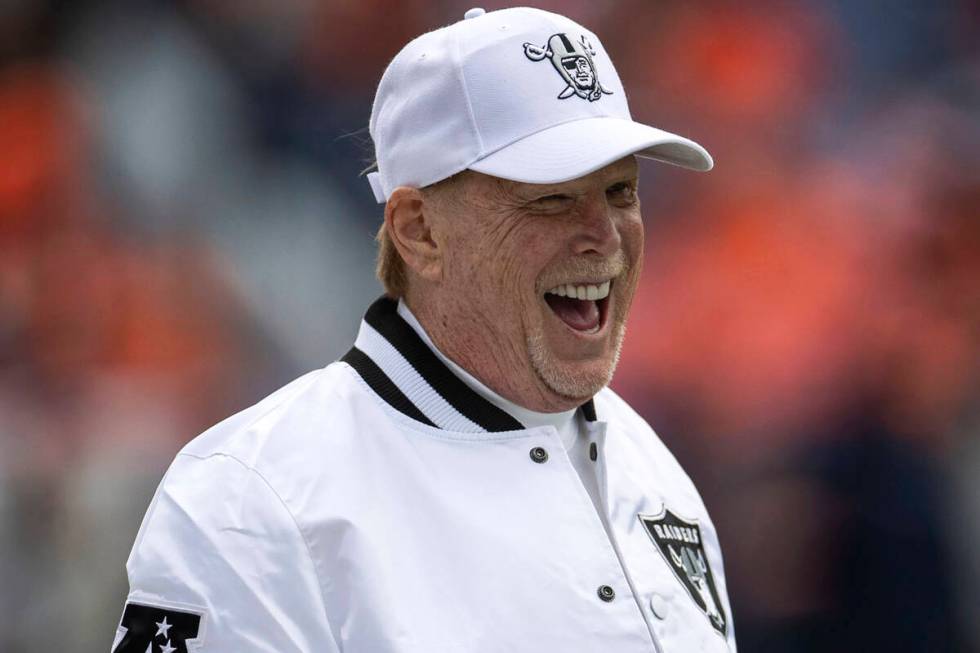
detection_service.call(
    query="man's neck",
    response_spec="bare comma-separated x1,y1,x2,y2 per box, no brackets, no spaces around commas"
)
402,291,581,412
397,300,576,429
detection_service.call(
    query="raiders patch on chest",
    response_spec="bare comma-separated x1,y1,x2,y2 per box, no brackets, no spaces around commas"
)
639,509,728,637
112,602,205,653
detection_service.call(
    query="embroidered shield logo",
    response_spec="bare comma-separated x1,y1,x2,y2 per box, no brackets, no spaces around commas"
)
112,602,205,653
523,33,613,102
639,509,728,636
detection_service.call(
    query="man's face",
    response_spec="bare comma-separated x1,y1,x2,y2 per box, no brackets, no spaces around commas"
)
429,157,643,408
563,56,595,89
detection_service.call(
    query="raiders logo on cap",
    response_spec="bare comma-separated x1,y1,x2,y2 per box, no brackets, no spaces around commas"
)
523,33,614,102
639,508,728,636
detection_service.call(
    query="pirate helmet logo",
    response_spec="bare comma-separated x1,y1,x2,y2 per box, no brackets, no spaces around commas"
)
523,33,613,102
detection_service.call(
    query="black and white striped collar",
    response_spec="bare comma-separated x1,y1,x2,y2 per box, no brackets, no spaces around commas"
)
342,296,597,433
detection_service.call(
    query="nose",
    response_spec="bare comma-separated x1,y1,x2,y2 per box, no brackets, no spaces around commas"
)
571,195,621,258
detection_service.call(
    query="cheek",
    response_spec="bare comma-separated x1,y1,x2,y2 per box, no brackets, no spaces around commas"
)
623,215,644,268
445,226,541,306
484,224,552,288
625,210,644,246
617,215,645,299
632,221,645,276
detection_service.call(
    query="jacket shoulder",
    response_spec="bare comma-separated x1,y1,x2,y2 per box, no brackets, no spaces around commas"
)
180,361,367,468
594,386,707,509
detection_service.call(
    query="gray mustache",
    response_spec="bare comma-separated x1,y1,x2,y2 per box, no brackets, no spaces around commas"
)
539,251,628,289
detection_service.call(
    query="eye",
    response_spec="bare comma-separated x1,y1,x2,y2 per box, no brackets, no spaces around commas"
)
528,193,573,212
606,181,637,206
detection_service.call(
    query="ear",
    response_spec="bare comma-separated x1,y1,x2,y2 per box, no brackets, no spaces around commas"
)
385,186,443,282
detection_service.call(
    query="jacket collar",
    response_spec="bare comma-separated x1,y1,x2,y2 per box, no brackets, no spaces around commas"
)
342,296,597,433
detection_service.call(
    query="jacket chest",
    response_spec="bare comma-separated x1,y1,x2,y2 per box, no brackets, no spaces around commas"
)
301,420,733,653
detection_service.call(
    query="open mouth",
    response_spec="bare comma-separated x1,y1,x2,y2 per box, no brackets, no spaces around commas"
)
543,281,612,333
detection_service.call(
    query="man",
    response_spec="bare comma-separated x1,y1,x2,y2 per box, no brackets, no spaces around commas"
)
111,7,735,653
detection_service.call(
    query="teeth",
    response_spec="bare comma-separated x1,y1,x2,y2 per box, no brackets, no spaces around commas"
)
546,280,611,301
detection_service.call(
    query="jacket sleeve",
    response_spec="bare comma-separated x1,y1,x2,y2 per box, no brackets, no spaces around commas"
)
110,452,340,653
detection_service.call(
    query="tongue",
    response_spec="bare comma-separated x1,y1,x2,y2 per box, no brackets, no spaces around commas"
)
545,295,600,331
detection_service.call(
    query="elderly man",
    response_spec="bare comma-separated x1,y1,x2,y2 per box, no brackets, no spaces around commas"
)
111,7,735,653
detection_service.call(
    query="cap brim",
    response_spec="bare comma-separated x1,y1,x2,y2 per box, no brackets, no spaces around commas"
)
468,116,712,184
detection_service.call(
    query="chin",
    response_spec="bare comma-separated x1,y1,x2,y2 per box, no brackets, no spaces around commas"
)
526,324,625,401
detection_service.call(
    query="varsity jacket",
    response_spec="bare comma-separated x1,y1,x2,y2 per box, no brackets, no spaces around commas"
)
111,297,736,653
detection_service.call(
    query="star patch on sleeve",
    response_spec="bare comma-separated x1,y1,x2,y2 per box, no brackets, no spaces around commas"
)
112,602,205,653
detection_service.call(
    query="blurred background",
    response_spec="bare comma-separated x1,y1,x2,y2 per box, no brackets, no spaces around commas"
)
0,0,976,651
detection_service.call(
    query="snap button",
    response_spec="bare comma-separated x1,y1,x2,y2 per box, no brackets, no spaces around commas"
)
589,442,597,461
464,7,485,19
597,585,615,602
649,593,669,619
529,446,548,463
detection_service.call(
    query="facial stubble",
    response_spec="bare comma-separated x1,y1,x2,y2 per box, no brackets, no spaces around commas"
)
527,312,628,401
528,250,633,400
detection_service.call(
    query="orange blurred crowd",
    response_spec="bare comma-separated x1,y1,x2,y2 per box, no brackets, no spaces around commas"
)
0,1,976,652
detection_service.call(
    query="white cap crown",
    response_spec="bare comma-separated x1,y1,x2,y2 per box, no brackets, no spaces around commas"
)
367,7,711,203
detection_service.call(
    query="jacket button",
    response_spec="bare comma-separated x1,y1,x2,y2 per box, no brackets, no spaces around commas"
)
589,442,597,461
597,585,615,602
649,593,669,619
529,446,548,463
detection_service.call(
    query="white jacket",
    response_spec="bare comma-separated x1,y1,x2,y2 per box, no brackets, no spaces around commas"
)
112,297,736,653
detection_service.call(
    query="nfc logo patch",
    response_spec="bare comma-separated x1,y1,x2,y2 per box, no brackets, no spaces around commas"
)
112,602,204,653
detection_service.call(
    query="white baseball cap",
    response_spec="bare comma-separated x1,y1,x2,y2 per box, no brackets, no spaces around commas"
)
366,6,712,203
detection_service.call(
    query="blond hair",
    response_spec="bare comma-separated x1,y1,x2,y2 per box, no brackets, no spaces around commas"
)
375,220,408,298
